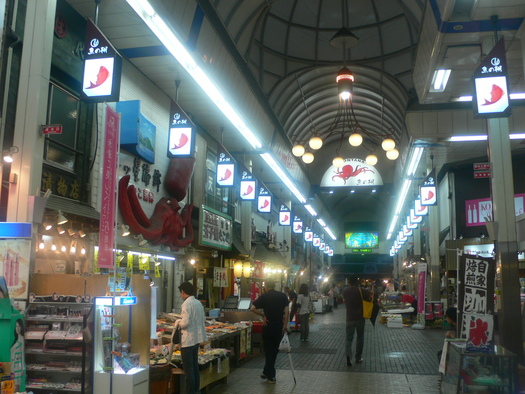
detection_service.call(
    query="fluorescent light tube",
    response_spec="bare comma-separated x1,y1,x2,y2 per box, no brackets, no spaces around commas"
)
432,69,451,91
325,227,337,240
317,218,326,227
510,133,525,139
406,147,423,176
260,153,307,203
126,0,262,150
304,204,318,217
450,135,487,142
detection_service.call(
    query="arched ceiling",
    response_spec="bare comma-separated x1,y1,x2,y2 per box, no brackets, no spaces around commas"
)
207,0,423,223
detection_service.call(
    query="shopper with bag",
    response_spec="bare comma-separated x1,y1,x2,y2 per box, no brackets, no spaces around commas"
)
342,275,372,367
296,283,311,342
250,280,289,384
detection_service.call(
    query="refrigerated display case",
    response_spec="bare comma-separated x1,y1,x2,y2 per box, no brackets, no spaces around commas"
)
92,296,149,394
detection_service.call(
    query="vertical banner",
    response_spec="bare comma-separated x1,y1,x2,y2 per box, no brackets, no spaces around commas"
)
417,263,427,314
0,240,31,299
458,254,495,351
98,106,120,268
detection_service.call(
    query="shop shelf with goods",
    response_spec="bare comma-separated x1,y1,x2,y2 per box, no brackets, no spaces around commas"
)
24,297,94,393
441,341,518,393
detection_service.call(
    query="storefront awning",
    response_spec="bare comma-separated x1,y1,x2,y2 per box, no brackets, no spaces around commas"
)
45,195,100,221
230,222,250,256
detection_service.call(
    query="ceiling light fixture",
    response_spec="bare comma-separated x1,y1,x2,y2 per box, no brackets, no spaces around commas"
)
57,226,65,235
43,221,53,230
291,66,399,167
78,230,86,238
2,146,19,163
67,228,75,236
57,210,68,225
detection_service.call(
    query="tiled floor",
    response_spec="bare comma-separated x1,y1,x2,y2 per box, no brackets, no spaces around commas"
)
207,306,444,393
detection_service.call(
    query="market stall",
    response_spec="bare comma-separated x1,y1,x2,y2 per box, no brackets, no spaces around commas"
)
153,316,252,392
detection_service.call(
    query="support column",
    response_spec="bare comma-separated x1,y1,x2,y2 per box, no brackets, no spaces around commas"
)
487,117,523,360
428,203,441,301
7,0,56,222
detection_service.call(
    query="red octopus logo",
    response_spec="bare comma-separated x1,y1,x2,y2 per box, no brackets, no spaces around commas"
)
332,165,374,185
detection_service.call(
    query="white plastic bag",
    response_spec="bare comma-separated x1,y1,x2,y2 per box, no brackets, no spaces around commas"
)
279,332,291,352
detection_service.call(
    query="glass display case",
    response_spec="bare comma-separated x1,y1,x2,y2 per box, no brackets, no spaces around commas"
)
441,342,518,393
24,300,93,393
92,296,149,394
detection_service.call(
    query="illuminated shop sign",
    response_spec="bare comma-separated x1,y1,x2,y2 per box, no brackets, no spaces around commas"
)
257,184,272,213
216,144,236,187
472,37,511,118
304,227,313,242
81,19,121,103
293,216,303,234
420,168,437,206
279,204,291,226
168,100,195,158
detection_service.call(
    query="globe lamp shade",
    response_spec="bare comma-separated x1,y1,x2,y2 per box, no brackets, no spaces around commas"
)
292,144,305,157
332,156,345,168
348,133,363,147
309,136,323,150
381,138,396,151
386,148,399,160
302,152,314,164
365,154,378,166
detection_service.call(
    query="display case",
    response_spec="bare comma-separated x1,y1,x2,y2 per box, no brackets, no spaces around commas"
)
24,299,94,393
93,296,149,394
441,342,518,393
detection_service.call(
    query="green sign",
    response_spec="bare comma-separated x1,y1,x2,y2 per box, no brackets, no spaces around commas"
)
352,248,372,253
199,205,233,250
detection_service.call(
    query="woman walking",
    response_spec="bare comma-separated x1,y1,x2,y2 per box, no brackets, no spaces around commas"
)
297,283,311,342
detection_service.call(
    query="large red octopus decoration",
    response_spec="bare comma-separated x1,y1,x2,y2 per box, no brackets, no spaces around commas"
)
332,164,374,185
118,158,196,251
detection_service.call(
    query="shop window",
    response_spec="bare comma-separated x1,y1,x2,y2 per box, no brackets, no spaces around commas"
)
42,83,93,202
205,149,234,216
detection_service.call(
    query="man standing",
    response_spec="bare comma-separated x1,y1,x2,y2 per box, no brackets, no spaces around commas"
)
283,286,298,331
342,275,372,367
251,280,289,384
176,282,207,393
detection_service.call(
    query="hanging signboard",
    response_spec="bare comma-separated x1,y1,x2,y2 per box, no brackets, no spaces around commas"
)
472,37,511,118
420,168,437,206
415,198,428,216
98,105,120,269
410,208,422,223
216,144,236,187
279,204,291,226
304,227,313,242
167,100,195,158
81,19,122,103
293,216,303,234
239,163,256,200
257,183,272,213
312,234,320,247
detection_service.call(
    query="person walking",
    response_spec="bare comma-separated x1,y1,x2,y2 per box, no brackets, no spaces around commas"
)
250,280,289,384
176,282,207,393
297,283,311,342
283,286,298,331
342,275,372,367
332,284,339,309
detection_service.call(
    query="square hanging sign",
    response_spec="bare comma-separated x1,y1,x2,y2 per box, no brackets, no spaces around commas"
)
304,227,313,242
216,143,236,187
472,37,511,118
257,183,272,213
319,242,325,251
279,204,291,226
415,198,428,216
239,163,256,200
81,19,122,103
410,208,422,223
420,168,437,206
293,216,303,234
328,247,334,257
407,215,417,229
167,100,195,158
313,234,320,247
